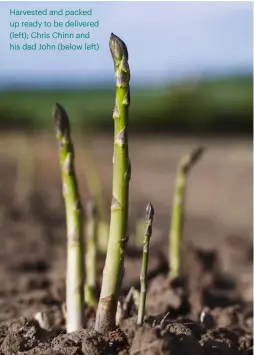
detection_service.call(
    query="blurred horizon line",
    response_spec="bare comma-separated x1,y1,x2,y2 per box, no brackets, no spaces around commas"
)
0,66,252,91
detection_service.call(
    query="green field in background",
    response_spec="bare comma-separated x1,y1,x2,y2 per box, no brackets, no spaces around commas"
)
0,75,252,133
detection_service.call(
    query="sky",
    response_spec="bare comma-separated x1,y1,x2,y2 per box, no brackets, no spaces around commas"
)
0,1,252,88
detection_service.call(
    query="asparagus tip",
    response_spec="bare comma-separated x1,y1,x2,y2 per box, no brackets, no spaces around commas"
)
190,146,205,165
109,33,129,61
146,202,154,220
52,102,70,136
180,146,205,172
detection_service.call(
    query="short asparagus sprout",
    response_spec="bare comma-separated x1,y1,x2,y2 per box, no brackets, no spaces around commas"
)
137,202,154,325
85,200,98,308
122,286,140,318
169,147,205,280
115,300,123,326
115,287,140,324
53,103,85,333
95,33,131,333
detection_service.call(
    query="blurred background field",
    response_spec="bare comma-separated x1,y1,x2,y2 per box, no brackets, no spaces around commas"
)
0,0,252,244
0,74,252,134
0,1,252,135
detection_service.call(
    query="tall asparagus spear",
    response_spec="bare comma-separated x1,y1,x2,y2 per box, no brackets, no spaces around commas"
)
85,200,98,308
169,147,204,280
137,202,154,325
53,103,85,333
95,33,131,333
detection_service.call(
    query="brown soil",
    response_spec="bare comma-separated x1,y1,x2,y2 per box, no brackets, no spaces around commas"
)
0,133,252,354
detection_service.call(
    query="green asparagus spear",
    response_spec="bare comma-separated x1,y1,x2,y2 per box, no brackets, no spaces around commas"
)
53,103,85,333
134,218,146,249
169,147,204,280
85,200,98,308
95,33,131,333
137,202,154,325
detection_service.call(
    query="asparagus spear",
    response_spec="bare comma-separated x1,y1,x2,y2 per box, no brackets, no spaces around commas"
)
137,202,154,325
85,200,98,308
169,147,204,280
53,103,85,333
95,33,131,333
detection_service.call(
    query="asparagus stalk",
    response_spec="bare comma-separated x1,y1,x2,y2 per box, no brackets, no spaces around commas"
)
137,202,154,325
95,33,131,333
53,103,85,333
132,212,146,249
116,286,140,324
85,200,98,308
169,147,204,280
